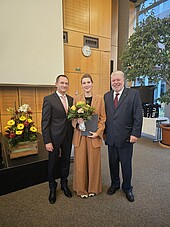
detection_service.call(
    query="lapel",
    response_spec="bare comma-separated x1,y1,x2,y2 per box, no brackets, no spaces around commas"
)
116,88,128,109
108,90,115,111
66,94,72,108
53,92,66,113
91,94,97,107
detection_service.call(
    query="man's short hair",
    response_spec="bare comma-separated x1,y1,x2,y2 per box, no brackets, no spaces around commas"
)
56,74,69,83
111,71,124,78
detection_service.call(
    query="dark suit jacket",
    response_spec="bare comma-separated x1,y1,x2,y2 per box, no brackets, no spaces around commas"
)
104,87,143,147
42,92,73,145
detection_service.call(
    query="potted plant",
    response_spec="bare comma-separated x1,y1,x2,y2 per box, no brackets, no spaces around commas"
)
4,103,38,158
121,14,170,147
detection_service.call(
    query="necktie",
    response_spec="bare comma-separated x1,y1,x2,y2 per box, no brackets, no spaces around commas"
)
61,95,68,113
114,93,119,108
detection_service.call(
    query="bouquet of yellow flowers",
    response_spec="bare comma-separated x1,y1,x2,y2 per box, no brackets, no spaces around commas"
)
5,104,37,147
67,101,95,121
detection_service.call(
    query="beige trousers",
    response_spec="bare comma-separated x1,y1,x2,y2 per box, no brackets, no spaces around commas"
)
73,136,102,196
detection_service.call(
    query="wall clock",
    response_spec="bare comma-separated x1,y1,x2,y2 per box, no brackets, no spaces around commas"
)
82,45,92,57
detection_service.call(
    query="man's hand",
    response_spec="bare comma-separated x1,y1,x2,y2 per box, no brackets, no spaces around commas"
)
45,143,54,152
130,135,138,143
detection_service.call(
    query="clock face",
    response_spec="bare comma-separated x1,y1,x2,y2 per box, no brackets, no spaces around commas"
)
82,45,92,57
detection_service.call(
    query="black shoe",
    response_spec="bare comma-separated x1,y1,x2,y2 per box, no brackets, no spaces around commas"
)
61,186,72,198
107,186,120,195
0,162,5,169
125,191,134,202
49,190,56,204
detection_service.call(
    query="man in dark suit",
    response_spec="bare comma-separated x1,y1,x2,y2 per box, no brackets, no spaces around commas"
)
104,71,143,202
42,75,73,204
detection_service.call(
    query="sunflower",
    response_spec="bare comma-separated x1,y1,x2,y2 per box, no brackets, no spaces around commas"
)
30,126,37,132
16,131,23,135
17,124,24,130
7,120,15,126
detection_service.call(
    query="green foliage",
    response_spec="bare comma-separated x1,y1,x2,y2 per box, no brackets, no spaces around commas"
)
121,15,170,103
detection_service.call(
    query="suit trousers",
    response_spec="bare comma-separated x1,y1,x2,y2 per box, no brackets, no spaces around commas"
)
108,143,133,192
48,139,72,191
73,136,102,196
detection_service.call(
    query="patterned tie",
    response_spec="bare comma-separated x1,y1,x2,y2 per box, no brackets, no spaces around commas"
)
114,93,119,108
61,95,68,113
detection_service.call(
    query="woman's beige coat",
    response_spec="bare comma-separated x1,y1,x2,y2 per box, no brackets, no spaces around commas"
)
72,93,106,195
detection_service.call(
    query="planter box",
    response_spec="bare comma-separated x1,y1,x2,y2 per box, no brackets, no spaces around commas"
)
160,124,170,147
9,141,38,159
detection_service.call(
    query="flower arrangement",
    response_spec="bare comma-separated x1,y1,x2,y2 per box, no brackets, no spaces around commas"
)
67,101,95,121
5,104,37,147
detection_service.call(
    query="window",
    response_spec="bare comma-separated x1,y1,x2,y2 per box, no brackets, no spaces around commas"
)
136,0,170,116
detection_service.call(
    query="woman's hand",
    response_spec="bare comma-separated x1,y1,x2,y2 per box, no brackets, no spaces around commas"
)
88,131,98,138
77,118,84,124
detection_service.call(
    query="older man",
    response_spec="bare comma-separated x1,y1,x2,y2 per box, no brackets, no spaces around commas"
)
104,71,143,202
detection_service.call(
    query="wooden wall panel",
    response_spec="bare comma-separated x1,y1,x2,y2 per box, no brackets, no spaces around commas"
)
66,72,81,98
81,50,101,74
0,87,19,115
36,112,42,133
91,74,100,95
90,0,111,38
100,37,111,52
100,52,111,95
63,0,90,33
64,46,81,72
64,45,101,74
64,30,83,48
18,87,36,112
36,87,53,113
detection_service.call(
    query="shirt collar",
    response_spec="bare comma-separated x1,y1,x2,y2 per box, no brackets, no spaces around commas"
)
114,87,124,97
56,90,66,98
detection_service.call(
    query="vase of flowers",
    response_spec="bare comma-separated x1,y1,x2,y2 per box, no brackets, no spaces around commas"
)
5,103,38,159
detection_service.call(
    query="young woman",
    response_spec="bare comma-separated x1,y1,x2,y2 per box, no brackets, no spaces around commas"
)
72,74,106,198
